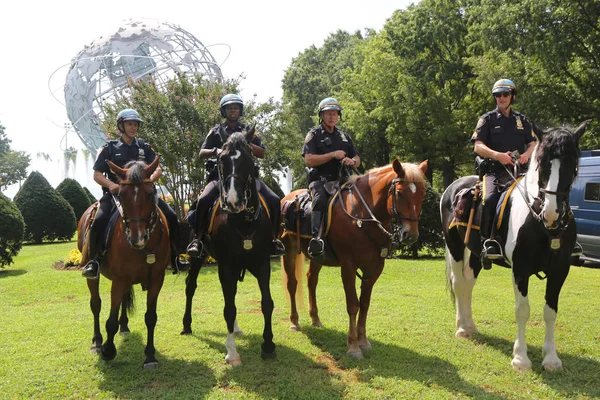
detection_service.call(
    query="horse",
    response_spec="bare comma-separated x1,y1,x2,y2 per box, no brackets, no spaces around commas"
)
281,159,428,359
440,121,588,371
77,158,170,369
181,130,275,366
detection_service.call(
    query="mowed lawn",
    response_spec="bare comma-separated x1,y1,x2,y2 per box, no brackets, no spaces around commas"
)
1,240,599,399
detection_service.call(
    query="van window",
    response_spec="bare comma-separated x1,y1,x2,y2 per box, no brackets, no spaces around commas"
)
584,182,600,202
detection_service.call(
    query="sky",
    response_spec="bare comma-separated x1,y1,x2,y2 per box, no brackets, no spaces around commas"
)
0,0,413,198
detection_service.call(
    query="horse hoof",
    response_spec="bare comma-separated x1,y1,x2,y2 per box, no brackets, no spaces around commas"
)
455,328,473,339
119,330,130,336
261,350,277,360
511,357,532,372
542,357,562,371
347,350,364,360
100,345,117,361
289,324,301,332
359,343,372,352
312,321,323,328
180,329,192,336
144,361,158,370
226,356,242,366
90,345,101,354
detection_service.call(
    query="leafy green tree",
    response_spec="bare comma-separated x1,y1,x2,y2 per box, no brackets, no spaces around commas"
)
56,178,92,222
13,172,76,243
0,122,30,191
83,186,97,204
0,192,24,267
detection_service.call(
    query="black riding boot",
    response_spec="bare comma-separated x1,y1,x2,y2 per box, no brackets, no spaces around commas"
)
270,210,285,256
186,235,204,258
82,229,101,279
479,207,502,269
308,211,324,257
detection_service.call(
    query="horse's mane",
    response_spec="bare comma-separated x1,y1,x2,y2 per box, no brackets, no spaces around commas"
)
535,126,580,174
124,160,147,183
225,132,252,156
349,162,426,188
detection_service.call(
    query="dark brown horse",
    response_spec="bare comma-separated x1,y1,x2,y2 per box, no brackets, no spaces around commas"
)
78,158,170,369
281,159,428,359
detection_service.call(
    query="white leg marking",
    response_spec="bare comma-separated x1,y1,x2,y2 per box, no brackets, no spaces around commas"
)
448,246,478,338
224,332,241,366
511,279,532,371
233,319,243,335
542,304,562,371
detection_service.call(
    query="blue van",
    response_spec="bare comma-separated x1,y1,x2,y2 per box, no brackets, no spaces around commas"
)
570,150,600,263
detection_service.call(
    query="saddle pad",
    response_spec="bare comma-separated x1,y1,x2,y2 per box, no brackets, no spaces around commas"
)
496,176,523,229
281,189,342,239
208,194,270,234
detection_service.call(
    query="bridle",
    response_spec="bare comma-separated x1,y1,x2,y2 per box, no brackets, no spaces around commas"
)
113,178,162,249
216,149,260,221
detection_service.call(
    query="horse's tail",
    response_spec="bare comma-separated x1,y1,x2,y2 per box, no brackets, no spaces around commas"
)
444,245,457,305
281,252,305,310
122,286,136,315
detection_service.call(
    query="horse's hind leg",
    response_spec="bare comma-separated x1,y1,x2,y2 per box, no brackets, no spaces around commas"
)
448,248,479,338
258,260,276,359
340,264,362,359
87,279,102,353
220,272,241,366
181,258,202,335
282,245,301,331
307,260,323,328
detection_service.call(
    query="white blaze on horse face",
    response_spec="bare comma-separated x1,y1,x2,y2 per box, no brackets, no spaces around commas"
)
542,159,561,227
408,183,417,194
226,150,241,207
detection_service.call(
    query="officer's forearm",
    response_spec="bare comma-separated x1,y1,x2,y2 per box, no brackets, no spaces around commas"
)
305,152,336,168
199,148,215,159
93,170,113,189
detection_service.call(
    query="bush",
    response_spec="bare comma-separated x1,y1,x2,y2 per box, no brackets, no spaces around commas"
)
0,192,25,267
13,171,77,243
64,249,82,267
56,178,92,222
83,186,97,204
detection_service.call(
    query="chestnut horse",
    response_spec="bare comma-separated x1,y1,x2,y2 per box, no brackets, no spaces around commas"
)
78,158,170,369
281,159,428,359
440,121,588,371
181,130,275,366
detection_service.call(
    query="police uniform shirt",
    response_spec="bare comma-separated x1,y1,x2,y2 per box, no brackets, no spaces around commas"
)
470,108,535,154
201,122,265,151
93,137,156,183
302,125,359,179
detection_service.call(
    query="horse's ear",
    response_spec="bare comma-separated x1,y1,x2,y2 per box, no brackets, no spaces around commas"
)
573,119,591,140
392,158,406,179
107,160,127,180
145,156,160,177
532,123,545,141
245,126,256,143
419,160,428,174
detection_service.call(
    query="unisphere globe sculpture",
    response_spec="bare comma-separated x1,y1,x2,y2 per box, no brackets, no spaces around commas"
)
64,19,224,154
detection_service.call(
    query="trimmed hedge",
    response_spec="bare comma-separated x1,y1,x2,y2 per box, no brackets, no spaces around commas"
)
83,186,97,204
13,171,77,243
56,178,92,221
0,192,24,267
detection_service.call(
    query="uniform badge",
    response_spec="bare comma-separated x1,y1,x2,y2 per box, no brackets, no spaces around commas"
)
515,116,524,130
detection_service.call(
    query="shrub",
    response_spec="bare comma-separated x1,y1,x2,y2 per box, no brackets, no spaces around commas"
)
13,171,77,243
56,178,92,222
0,192,25,267
83,186,97,204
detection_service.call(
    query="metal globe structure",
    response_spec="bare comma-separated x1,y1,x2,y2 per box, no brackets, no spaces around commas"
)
64,19,224,154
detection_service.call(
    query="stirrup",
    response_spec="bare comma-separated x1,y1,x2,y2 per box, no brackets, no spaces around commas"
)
172,254,190,274
271,239,286,256
571,242,583,257
186,239,203,258
308,238,324,257
481,238,503,260
82,260,100,280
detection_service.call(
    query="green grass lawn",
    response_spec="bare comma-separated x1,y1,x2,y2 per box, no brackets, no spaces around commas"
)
1,241,599,399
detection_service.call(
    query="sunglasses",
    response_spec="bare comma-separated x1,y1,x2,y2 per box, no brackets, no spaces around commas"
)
494,92,512,98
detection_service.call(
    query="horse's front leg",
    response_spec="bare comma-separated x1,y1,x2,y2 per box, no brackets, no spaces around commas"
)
340,263,362,359
511,275,532,371
541,268,569,371
220,268,241,366
356,260,384,352
181,258,202,335
119,299,130,335
282,241,301,331
307,260,323,327
258,259,276,359
86,279,102,353
101,282,127,361
143,274,164,369
450,250,479,338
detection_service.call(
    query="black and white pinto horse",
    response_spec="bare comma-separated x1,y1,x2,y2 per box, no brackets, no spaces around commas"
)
440,121,588,371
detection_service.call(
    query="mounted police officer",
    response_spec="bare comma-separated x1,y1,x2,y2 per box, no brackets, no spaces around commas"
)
471,79,536,268
81,108,189,279
186,94,285,257
303,97,360,258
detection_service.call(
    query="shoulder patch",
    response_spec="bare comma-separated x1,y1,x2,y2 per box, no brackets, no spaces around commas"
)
475,117,486,130
304,131,316,144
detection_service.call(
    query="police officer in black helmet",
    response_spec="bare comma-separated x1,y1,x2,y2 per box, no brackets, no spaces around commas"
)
186,94,286,258
303,97,360,258
81,108,189,279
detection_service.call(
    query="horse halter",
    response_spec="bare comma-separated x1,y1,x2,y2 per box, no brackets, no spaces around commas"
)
389,177,420,224
114,178,160,245
217,150,256,216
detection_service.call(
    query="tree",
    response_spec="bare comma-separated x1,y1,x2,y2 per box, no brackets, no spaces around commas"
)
13,171,76,243
0,122,30,191
0,192,24,267
83,186,97,204
56,178,92,222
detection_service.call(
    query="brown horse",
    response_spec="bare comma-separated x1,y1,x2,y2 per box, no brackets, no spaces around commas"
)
281,159,428,359
78,158,170,369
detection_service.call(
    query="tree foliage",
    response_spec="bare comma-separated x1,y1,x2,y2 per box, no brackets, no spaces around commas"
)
0,122,30,191
13,172,76,243
56,178,92,222
0,192,24,267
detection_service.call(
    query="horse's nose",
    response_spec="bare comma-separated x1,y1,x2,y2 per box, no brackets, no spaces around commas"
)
400,229,419,246
542,208,560,229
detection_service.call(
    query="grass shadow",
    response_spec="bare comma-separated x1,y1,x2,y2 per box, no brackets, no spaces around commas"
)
0,268,26,278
